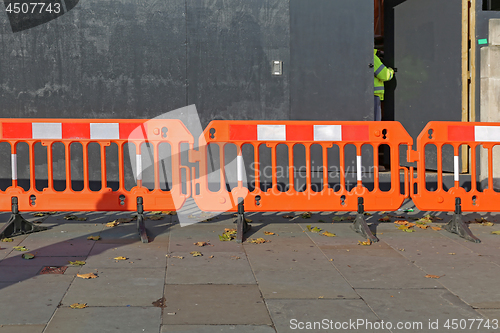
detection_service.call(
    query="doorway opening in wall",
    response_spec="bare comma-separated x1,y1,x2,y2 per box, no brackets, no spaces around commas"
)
483,0,500,10
374,0,391,170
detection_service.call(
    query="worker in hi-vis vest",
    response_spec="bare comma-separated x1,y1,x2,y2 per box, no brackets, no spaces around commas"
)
373,49,394,121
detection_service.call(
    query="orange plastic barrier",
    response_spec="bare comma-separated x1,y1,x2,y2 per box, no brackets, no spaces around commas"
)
190,121,413,213
410,121,500,212
0,118,193,212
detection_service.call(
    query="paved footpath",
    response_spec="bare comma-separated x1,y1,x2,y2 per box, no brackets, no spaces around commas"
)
1,201,500,333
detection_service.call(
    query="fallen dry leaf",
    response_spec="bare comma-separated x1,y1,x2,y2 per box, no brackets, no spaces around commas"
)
166,255,184,259
491,230,500,235
248,238,269,244
114,256,127,260
22,253,35,260
162,211,177,215
231,256,240,260
358,239,372,246
77,273,98,279
448,253,456,255
106,221,120,227
209,255,214,259
321,231,337,237
282,214,294,219
416,224,429,229
87,236,101,241
1,238,13,242
193,242,210,247
64,215,78,220
431,226,442,231
190,251,203,257
481,222,494,227
301,212,312,219
394,220,409,225
69,260,86,266
70,303,88,309
263,231,275,235
150,211,163,215
425,274,441,279
116,217,134,223
13,246,28,251
378,215,391,222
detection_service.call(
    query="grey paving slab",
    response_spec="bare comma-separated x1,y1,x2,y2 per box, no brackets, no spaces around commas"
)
325,252,441,289
169,228,245,253
44,307,161,333
85,242,167,268
408,260,500,308
245,246,331,271
6,235,97,257
0,325,45,333
254,269,359,299
163,285,272,325
161,325,276,332
99,220,171,244
62,267,165,306
0,256,84,282
166,252,255,284
0,236,28,260
476,309,500,319
266,299,385,333
0,275,74,325
357,289,484,333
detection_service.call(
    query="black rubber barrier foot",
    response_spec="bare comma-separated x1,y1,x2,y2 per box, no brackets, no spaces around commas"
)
0,197,47,239
350,197,379,243
137,197,149,244
443,198,481,243
235,200,250,244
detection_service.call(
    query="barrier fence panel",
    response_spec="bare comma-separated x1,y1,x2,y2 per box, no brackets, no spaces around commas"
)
0,118,193,242
190,120,413,242
408,121,500,243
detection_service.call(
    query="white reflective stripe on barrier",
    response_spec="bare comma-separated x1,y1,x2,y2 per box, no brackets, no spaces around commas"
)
237,155,243,182
314,125,342,141
257,125,286,141
454,155,459,182
11,154,17,180
32,123,62,139
90,123,120,140
475,126,500,142
357,155,362,181
136,154,142,181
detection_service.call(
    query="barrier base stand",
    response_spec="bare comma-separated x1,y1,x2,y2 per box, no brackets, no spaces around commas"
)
443,198,481,243
136,197,149,244
235,201,250,244
0,197,47,239
350,197,379,243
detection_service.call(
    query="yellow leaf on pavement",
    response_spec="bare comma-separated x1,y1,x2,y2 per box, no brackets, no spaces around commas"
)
248,238,269,244
150,211,162,215
1,238,13,242
358,239,372,246
70,303,88,309
13,246,28,251
425,274,441,279
322,231,336,237
162,211,177,215
301,212,312,219
106,221,119,227
481,222,494,227
491,230,500,235
190,251,203,257
416,224,429,229
431,226,442,231
193,242,209,247
69,260,86,266
77,273,98,279
263,231,275,235
114,256,127,260
87,236,101,241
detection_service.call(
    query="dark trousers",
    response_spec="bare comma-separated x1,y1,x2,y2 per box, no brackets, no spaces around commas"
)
374,95,382,121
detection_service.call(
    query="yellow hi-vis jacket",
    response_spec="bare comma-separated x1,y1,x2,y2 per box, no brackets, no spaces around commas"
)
374,49,394,101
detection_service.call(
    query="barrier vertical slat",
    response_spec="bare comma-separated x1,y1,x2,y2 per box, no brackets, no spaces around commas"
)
339,143,346,192
154,143,160,191
322,145,328,191
118,142,125,191
254,144,260,191
219,143,227,192
305,143,311,191
136,143,142,188
288,144,294,191
11,143,17,188
356,146,362,186
373,143,380,191
100,144,107,190
437,144,443,192
47,143,54,190
271,144,278,191
470,143,477,192
82,142,89,191
237,146,243,187
65,143,72,191
488,146,494,190
29,142,35,191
